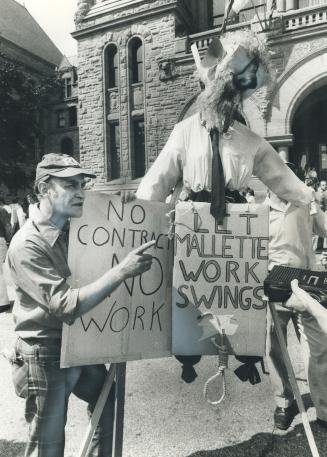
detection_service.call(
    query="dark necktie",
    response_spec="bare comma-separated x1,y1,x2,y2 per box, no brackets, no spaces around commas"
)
210,128,226,224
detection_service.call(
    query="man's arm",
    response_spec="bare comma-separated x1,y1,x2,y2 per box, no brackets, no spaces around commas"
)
75,241,154,317
8,240,155,324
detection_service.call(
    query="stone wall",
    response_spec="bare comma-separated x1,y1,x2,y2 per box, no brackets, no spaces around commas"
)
74,0,327,190
76,0,199,189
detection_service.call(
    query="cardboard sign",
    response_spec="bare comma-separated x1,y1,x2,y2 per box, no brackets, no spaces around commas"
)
61,193,174,367
172,202,269,356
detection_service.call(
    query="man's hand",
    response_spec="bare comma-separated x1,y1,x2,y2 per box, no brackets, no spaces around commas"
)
284,279,311,312
117,240,156,280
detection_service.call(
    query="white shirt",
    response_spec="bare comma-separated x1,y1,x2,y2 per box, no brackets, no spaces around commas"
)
268,193,327,271
137,113,312,207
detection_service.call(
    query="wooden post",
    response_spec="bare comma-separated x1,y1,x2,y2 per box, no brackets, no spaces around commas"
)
113,363,127,457
269,301,321,457
78,364,116,457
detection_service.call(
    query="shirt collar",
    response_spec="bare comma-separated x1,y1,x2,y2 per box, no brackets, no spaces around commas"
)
31,205,64,247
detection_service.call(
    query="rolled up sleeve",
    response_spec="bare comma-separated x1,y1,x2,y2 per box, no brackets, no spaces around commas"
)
8,244,79,325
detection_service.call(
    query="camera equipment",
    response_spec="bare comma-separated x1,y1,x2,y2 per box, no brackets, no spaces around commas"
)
264,265,327,306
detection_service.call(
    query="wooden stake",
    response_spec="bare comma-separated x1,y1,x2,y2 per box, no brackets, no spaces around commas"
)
78,363,116,457
113,363,127,457
269,302,321,457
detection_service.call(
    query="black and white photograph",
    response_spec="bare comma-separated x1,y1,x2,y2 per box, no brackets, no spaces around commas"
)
1,0,327,456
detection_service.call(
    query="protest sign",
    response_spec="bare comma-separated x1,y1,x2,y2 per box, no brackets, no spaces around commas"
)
172,202,269,356
61,193,174,368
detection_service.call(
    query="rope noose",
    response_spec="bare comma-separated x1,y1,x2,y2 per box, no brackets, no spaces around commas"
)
203,329,229,406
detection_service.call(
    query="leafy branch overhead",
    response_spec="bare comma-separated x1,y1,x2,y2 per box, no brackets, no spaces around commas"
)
0,52,60,161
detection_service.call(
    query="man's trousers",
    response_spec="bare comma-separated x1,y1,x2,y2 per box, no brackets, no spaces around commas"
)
12,337,115,457
267,304,327,421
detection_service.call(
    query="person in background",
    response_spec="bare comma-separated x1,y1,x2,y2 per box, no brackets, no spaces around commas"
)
305,165,318,183
315,180,327,252
25,192,39,219
316,180,327,211
7,153,155,457
3,198,19,234
0,198,14,311
266,179,327,431
10,198,26,229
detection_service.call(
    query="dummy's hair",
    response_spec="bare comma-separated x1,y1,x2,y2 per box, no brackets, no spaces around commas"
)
197,69,242,132
221,29,273,82
195,29,275,131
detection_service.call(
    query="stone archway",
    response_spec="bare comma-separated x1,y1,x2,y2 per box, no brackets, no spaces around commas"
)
291,84,327,179
268,48,327,137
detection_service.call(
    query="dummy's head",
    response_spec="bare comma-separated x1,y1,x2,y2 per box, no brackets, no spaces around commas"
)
194,29,275,131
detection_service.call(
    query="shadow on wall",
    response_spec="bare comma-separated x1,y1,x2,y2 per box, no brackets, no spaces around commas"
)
0,440,26,457
187,422,327,457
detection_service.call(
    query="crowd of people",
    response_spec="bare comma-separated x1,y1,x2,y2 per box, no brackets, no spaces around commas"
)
0,193,38,310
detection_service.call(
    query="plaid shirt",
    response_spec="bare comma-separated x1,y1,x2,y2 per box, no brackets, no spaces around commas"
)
7,206,79,339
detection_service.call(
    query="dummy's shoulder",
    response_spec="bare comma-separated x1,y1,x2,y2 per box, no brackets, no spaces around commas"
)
174,112,201,131
232,121,266,147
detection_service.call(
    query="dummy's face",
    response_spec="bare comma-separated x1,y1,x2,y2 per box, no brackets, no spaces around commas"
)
321,181,327,191
233,56,259,90
46,175,86,219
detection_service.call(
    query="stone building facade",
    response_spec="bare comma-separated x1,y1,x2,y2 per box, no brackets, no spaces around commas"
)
44,56,80,159
71,0,327,196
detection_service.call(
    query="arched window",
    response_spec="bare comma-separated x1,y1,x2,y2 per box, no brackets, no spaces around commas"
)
133,118,145,178
107,122,120,179
106,44,118,89
130,38,143,84
61,137,74,155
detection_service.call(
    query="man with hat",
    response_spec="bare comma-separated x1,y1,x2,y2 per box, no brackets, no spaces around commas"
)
7,153,155,457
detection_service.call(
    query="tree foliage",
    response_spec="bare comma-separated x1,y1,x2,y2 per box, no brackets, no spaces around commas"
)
0,52,60,189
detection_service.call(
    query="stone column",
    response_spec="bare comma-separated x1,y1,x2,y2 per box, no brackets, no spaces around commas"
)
285,0,297,11
278,145,289,162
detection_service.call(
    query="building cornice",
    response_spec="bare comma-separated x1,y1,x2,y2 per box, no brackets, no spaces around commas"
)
269,23,327,46
266,134,293,146
72,2,183,39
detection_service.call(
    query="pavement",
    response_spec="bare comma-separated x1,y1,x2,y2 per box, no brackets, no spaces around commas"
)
1,305,327,457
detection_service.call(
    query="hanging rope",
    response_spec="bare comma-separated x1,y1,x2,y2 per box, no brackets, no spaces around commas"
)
203,329,229,406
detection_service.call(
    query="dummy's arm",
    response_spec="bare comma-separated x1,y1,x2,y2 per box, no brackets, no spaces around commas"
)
136,125,183,201
253,140,312,207
312,206,327,238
